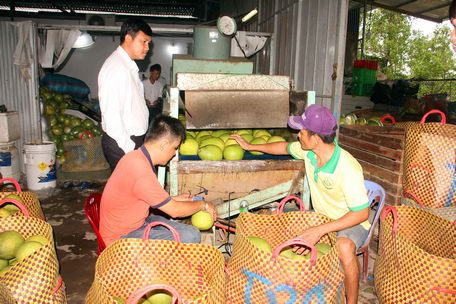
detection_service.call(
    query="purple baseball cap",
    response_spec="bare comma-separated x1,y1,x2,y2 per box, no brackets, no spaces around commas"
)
288,104,337,135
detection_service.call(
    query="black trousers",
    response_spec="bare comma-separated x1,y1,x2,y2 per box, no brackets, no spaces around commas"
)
148,99,163,126
102,131,145,171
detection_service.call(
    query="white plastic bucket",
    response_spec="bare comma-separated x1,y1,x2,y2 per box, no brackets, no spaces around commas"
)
0,142,20,181
23,141,56,190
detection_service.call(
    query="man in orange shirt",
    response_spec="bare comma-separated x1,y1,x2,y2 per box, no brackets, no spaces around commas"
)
99,115,217,246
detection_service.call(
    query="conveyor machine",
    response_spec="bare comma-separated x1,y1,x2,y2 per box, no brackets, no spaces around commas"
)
167,73,308,219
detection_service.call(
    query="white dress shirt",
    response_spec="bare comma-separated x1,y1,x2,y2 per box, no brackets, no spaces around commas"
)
142,78,164,105
98,46,149,153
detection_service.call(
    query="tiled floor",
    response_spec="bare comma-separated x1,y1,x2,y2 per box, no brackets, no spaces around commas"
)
36,186,379,303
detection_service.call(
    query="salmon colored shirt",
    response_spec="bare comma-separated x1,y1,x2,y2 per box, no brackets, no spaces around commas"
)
99,149,171,246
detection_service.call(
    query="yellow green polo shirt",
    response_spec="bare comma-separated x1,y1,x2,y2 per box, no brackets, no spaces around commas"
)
288,141,370,230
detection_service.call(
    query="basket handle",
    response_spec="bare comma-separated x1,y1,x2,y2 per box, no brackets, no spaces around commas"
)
0,198,29,218
142,221,181,243
126,284,181,304
52,276,63,294
0,178,22,192
379,114,396,124
430,286,456,296
402,190,424,207
272,238,317,266
380,206,398,233
276,195,306,214
79,130,94,140
420,109,446,125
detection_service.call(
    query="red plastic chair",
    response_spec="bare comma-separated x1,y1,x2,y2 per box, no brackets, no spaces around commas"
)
83,193,106,255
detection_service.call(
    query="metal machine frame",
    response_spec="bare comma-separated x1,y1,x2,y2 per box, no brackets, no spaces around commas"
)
163,73,310,218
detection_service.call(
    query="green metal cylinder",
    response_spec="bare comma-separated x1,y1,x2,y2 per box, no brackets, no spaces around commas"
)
193,26,231,60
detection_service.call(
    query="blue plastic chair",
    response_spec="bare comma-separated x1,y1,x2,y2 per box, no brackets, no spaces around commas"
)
357,180,386,282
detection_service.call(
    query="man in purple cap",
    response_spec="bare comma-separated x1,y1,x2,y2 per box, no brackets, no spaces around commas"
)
230,104,369,304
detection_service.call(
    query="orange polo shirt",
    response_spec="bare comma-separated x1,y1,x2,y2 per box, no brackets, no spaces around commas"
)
99,149,171,246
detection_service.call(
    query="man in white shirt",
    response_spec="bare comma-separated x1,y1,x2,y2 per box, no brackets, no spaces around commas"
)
142,64,164,125
98,18,152,171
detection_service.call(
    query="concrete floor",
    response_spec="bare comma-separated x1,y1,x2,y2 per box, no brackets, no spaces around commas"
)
34,185,379,304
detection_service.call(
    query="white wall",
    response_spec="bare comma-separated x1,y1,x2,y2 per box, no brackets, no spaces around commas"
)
58,34,192,98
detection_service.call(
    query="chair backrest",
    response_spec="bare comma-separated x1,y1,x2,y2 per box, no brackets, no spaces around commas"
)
83,193,106,254
360,180,386,249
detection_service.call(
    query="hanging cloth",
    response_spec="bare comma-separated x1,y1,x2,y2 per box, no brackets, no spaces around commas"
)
38,28,80,70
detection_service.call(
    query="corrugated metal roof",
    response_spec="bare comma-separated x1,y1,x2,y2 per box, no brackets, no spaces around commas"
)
0,0,213,20
2,1,451,23
350,0,452,23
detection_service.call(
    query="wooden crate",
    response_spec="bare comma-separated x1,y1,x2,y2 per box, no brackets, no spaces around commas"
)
339,125,405,205
176,159,305,202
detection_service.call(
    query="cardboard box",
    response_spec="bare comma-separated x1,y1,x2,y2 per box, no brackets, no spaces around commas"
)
0,112,20,142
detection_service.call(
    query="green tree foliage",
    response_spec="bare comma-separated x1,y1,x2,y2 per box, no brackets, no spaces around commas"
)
409,26,456,79
360,9,456,99
361,9,412,79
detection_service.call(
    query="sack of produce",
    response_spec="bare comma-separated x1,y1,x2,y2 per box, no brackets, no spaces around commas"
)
0,178,45,220
39,86,103,166
226,196,344,303
40,74,90,99
0,199,66,303
374,206,456,303
86,221,225,303
62,131,109,172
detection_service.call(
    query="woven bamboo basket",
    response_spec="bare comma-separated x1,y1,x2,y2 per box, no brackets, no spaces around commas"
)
374,205,456,303
0,202,66,303
86,221,226,303
226,196,345,303
0,177,45,220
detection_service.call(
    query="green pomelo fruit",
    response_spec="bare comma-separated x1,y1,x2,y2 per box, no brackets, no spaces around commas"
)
5,204,22,215
236,129,252,136
260,135,270,141
224,138,238,146
315,243,332,255
250,137,267,155
26,235,49,246
290,253,311,261
146,292,172,304
0,266,11,277
247,236,272,253
219,133,230,143
355,118,367,125
185,132,194,139
253,129,271,138
0,259,8,270
4,194,24,204
200,137,225,151
241,134,254,143
198,145,223,161
179,138,199,155
0,208,11,218
223,145,244,160
211,130,230,137
367,119,383,126
196,135,212,143
138,298,152,304
15,241,43,262
195,131,212,141
0,231,25,260
191,211,214,230
267,136,286,143
113,296,126,304
186,131,197,137
279,247,295,258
